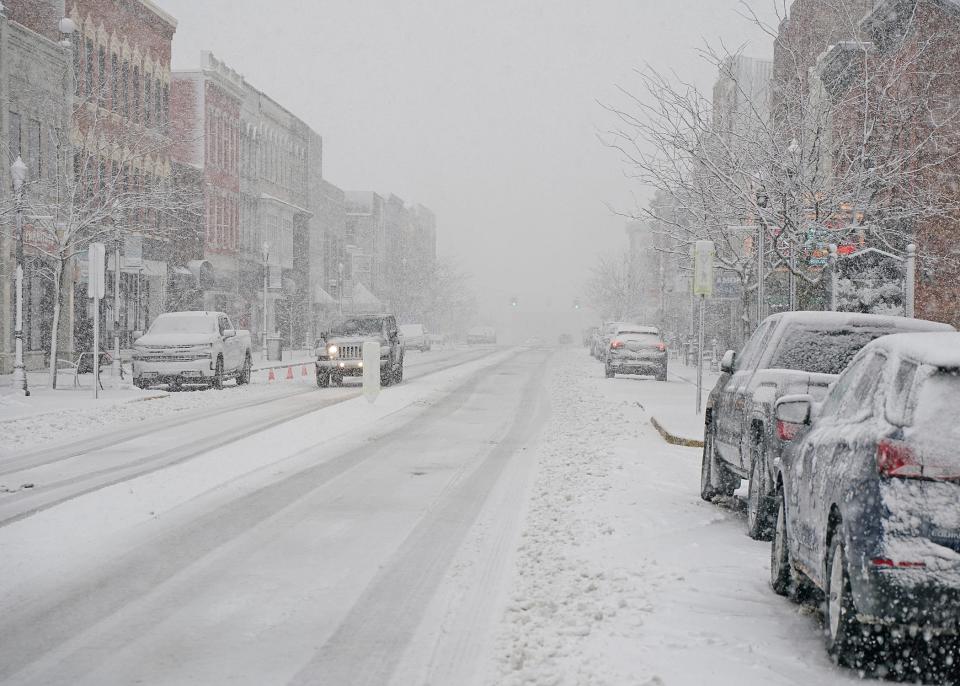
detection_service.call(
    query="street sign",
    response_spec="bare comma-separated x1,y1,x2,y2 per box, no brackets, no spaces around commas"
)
88,243,106,299
693,240,715,297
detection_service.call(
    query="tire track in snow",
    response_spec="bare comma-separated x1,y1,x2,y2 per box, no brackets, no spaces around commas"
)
287,354,552,686
0,350,510,684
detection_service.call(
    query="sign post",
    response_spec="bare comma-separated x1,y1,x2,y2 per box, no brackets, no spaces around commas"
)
693,240,715,416
88,243,106,399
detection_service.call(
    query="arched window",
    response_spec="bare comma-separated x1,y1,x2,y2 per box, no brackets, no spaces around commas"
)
121,61,129,119
97,46,106,105
144,78,152,126
111,54,119,110
85,39,94,98
132,66,141,122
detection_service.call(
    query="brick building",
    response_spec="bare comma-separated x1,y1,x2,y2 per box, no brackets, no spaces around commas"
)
0,1,73,372
861,0,960,326
171,51,243,314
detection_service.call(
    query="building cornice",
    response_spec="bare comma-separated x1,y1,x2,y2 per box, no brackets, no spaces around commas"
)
137,0,178,29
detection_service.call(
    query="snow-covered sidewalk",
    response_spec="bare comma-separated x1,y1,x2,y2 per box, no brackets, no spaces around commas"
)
487,349,859,686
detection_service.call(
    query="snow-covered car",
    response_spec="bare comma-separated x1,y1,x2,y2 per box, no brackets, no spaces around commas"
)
316,314,405,387
400,324,431,352
604,327,667,380
132,311,252,390
701,311,953,540
467,326,497,345
770,332,960,666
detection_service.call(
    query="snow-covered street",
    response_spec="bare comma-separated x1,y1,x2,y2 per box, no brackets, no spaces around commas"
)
0,346,892,685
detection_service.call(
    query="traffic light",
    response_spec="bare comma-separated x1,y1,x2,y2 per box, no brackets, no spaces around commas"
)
573,299,581,310
511,296,518,307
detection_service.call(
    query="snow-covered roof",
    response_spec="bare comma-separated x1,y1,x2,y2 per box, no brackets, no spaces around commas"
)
866,332,960,368
771,311,953,332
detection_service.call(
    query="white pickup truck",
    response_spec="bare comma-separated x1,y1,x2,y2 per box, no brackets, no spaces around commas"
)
132,311,253,390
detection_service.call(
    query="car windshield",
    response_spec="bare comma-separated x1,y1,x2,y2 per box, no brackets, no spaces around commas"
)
770,327,892,374
147,316,216,335
329,318,384,336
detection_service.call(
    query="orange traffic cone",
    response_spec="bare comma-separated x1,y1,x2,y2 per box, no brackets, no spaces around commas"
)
286,366,295,380
301,365,308,376
268,368,276,382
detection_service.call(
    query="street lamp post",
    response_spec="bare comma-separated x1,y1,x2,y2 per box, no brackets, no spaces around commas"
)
10,157,29,397
337,262,344,317
262,241,270,360
111,201,123,388
755,189,769,328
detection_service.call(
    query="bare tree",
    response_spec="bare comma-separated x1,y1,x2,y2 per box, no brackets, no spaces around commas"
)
603,0,960,331
582,251,643,320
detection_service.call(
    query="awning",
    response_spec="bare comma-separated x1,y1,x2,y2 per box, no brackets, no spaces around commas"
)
351,283,382,311
314,286,337,306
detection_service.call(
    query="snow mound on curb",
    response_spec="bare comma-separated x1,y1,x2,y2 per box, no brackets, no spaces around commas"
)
492,353,659,685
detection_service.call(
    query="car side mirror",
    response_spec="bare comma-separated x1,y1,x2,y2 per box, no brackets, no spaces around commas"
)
775,395,812,424
222,329,236,339
720,350,736,374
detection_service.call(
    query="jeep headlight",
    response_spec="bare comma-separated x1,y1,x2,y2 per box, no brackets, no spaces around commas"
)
327,344,338,357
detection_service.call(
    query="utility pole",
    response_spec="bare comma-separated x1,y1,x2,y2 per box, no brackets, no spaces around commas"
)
112,202,122,388
262,241,270,360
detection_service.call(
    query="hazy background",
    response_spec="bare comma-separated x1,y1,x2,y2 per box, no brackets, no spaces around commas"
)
156,0,777,337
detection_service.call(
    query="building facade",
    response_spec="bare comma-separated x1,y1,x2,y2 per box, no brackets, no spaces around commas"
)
171,51,243,315
0,2,73,372
65,0,178,353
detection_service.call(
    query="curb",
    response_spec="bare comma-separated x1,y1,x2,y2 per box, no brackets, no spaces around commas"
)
650,416,704,448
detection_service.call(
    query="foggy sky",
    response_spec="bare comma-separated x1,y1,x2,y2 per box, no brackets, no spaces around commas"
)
155,0,776,326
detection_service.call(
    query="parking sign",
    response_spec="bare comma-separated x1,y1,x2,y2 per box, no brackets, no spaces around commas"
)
87,243,106,299
693,240,715,297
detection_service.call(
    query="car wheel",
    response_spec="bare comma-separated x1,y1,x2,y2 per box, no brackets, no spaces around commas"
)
657,365,668,382
316,369,330,388
211,357,224,390
133,378,144,389
380,367,392,387
770,490,793,596
237,355,252,385
825,533,867,665
605,363,615,378
393,363,404,385
700,424,738,502
747,444,774,541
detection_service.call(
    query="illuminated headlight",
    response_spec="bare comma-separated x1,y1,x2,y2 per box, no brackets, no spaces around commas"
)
328,344,339,357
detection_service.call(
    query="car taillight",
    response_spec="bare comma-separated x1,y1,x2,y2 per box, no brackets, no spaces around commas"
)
876,439,923,479
776,420,802,441
611,340,624,350
657,343,666,352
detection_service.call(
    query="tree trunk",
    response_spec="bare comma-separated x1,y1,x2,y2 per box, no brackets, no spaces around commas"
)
47,259,65,389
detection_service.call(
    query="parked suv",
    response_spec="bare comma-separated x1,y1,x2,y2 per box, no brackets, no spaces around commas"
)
700,312,952,540
604,326,667,381
771,332,960,667
316,314,405,388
